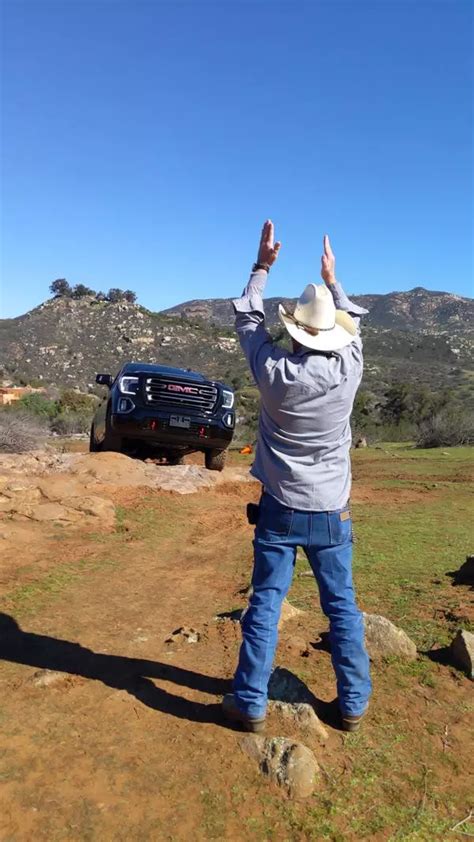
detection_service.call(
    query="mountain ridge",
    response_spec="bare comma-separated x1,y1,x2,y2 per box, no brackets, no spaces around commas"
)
1,287,473,414
162,286,474,332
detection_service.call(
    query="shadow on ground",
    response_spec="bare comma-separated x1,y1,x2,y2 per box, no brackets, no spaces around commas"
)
0,612,337,729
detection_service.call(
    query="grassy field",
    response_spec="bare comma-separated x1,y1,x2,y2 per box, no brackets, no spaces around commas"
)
0,444,473,841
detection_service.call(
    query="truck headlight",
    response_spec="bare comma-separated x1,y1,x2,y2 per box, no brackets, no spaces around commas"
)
119,376,139,395
222,390,234,409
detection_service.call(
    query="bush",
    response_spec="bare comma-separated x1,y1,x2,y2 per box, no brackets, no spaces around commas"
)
416,408,474,448
57,389,98,414
16,393,57,419
51,412,91,435
0,412,49,453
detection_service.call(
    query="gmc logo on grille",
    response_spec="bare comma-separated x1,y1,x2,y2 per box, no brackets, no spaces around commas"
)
162,384,199,395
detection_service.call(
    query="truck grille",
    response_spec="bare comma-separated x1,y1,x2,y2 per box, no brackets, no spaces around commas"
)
145,377,218,413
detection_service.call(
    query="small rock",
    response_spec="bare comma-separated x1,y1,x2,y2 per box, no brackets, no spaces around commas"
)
279,599,304,628
240,735,319,799
165,626,200,644
269,701,328,742
214,609,243,622
355,436,368,449
284,635,308,655
32,670,65,688
363,613,417,661
450,629,474,679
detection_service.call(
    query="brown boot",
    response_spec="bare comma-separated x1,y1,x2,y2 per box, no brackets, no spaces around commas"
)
221,694,266,733
341,710,367,733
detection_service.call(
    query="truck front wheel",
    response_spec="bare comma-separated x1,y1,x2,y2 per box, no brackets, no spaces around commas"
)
205,448,227,472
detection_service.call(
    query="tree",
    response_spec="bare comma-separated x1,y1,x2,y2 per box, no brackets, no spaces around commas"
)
72,284,95,298
381,383,452,427
123,290,137,304
352,390,378,432
50,279,72,297
108,288,125,303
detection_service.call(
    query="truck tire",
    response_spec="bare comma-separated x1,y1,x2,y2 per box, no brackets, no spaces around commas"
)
89,424,102,452
101,407,122,453
167,452,185,466
205,448,227,472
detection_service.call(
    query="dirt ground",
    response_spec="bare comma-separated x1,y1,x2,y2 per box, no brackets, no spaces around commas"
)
0,447,473,841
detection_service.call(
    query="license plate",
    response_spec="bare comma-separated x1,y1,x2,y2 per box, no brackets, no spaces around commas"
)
169,415,191,429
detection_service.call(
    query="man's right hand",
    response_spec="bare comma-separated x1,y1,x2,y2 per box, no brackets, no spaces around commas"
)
257,220,281,268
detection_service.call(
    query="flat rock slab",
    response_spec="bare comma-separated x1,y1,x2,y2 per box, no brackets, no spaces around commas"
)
450,629,474,679
240,735,319,799
363,613,417,661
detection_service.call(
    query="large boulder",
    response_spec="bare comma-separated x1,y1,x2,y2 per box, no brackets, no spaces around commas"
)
450,630,474,679
240,734,319,799
363,613,417,661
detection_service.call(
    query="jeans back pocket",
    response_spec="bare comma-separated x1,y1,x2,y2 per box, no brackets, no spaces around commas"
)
257,494,294,542
328,508,353,545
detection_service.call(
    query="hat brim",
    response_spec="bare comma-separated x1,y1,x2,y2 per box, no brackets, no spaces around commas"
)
278,305,357,351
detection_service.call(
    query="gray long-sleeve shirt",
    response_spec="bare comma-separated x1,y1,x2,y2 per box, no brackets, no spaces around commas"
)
232,270,368,511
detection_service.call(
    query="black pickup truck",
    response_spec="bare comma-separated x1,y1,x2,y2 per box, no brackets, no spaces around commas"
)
90,362,235,470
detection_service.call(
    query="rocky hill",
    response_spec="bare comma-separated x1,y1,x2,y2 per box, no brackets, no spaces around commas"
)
163,286,474,332
1,288,473,414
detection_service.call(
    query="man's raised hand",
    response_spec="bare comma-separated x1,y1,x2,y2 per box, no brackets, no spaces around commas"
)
321,234,336,286
257,220,281,268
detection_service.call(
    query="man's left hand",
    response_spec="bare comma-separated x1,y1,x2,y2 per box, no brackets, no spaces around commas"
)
321,234,337,286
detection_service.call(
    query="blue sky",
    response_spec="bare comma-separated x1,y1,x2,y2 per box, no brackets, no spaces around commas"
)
1,0,472,318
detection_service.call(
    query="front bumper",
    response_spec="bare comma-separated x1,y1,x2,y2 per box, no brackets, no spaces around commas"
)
111,406,234,449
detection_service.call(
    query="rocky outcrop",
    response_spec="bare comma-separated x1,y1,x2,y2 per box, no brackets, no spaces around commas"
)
0,451,251,531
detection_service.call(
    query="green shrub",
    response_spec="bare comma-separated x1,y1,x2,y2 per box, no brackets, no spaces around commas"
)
16,393,57,419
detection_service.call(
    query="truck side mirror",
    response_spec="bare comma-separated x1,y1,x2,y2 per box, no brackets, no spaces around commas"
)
96,373,113,388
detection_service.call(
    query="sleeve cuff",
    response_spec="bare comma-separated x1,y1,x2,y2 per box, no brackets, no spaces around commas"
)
330,281,369,316
232,293,265,318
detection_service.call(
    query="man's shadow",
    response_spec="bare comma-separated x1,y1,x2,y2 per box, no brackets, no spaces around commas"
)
0,612,229,724
0,612,337,729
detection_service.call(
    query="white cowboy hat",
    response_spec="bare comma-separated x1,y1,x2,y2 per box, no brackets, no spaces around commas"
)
278,283,357,351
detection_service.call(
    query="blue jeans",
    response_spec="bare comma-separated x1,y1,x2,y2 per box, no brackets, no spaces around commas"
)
233,492,371,719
